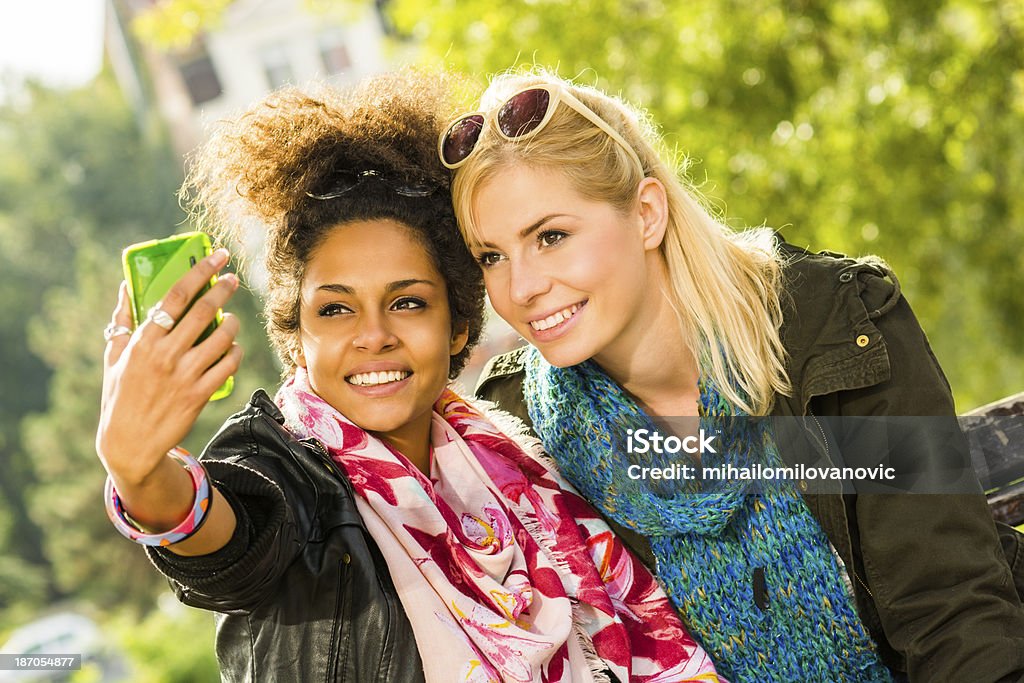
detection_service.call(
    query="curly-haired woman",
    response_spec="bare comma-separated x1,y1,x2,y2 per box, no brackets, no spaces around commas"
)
93,71,722,682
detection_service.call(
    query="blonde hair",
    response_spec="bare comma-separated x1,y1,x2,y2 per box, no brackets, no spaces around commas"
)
451,71,790,415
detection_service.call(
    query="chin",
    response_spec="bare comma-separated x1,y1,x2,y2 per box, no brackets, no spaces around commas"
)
533,341,594,369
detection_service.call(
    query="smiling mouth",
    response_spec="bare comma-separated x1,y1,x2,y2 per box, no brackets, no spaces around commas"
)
529,302,586,331
345,370,412,387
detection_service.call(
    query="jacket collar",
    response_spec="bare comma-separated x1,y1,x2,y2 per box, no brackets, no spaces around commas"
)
774,242,896,415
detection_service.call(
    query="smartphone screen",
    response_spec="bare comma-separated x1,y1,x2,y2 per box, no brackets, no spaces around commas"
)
122,231,234,401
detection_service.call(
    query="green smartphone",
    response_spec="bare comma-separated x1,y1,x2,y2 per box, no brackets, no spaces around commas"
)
122,231,234,401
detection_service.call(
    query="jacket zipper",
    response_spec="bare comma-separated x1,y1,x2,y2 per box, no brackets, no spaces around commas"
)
375,574,396,682
806,407,831,462
853,569,874,599
328,554,352,683
305,437,397,681
303,437,354,683
305,437,349,484
803,409,875,601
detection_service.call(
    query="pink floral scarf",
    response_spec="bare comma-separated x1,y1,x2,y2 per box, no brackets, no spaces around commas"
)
276,368,721,683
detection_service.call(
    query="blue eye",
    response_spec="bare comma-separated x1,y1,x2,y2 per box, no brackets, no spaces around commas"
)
392,297,426,311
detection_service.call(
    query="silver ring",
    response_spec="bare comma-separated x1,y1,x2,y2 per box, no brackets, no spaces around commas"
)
147,305,176,331
103,323,133,342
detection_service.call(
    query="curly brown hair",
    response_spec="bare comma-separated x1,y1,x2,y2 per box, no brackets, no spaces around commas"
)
182,70,485,378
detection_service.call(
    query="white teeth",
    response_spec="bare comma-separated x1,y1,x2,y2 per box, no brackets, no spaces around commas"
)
530,304,581,331
346,370,411,387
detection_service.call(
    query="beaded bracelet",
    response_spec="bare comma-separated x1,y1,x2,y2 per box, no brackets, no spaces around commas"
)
104,446,212,547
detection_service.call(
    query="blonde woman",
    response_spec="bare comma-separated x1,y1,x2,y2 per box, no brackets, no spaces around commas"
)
440,71,1024,682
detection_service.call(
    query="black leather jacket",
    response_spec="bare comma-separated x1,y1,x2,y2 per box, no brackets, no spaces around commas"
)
147,390,425,682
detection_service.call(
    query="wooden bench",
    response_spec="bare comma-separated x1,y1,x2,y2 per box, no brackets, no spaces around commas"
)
964,392,1024,529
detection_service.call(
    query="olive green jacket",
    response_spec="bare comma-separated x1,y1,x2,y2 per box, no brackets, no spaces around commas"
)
475,243,1024,682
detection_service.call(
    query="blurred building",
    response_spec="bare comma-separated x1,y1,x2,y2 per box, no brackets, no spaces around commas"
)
104,0,393,155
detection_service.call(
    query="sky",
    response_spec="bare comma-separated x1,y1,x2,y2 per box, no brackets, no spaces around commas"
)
0,0,106,88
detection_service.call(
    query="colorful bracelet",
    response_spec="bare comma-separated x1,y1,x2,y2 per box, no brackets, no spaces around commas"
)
104,446,211,547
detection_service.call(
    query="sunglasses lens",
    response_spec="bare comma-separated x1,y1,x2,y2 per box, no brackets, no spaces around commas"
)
442,115,485,166
497,88,551,138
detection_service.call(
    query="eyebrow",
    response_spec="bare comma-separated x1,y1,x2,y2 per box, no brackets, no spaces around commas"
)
472,214,575,249
316,279,438,294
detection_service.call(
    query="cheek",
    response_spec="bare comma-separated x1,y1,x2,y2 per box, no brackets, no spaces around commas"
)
404,315,458,358
482,269,508,308
586,228,648,284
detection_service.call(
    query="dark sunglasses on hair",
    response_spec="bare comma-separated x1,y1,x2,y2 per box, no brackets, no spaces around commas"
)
438,83,644,172
306,169,436,200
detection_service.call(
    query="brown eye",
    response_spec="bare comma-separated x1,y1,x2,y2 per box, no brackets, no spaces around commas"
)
538,230,567,247
391,297,426,311
476,252,505,268
318,303,351,317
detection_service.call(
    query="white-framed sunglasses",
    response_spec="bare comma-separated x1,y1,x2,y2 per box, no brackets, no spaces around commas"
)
438,83,644,173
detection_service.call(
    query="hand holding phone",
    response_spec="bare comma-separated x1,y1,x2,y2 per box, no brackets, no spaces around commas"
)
122,231,234,400
97,238,241,504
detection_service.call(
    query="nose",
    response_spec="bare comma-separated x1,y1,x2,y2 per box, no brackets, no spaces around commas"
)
351,311,398,352
507,255,552,307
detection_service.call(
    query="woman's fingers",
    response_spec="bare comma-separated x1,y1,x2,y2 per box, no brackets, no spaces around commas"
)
193,343,243,400
166,272,240,354
97,248,238,476
182,312,240,374
138,248,230,340
103,281,134,369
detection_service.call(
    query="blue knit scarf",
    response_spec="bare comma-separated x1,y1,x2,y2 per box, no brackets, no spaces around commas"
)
523,348,892,682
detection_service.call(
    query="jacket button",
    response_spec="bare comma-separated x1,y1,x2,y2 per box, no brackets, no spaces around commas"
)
839,272,854,283
856,334,870,347
798,479,808,492
341,553,351,565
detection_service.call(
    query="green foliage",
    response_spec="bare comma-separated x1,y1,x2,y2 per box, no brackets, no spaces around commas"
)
0,556,48,608
0,74,181,607
0,72,279,616
103,599,219,683
131,0,235,51
387,0,1024,409
130,0,367,51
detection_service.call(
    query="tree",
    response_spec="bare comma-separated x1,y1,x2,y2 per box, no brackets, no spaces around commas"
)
387,0,1024,409
0,74,279,613
0,75,182,608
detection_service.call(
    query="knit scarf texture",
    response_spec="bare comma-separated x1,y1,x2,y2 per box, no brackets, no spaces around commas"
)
523,348,893,683
275,367,721,683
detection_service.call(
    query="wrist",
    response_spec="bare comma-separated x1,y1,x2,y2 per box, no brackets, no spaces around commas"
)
105,447,212,545
98,436,173,490
115,452,189,494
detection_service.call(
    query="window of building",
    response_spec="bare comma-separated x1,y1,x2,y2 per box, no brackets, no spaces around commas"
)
260,44,295,89
318,29,352,75
179,52,222,105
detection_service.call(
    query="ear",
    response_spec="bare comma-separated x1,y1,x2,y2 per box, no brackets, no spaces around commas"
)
449,320,470,357
636,177,669,251
290,340,307,369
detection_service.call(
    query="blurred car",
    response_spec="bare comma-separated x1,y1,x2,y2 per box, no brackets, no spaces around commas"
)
0,612,107,683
